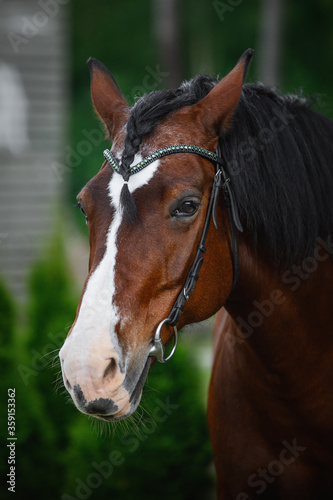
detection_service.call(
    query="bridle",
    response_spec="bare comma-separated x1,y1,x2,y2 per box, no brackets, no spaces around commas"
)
103,143,243,363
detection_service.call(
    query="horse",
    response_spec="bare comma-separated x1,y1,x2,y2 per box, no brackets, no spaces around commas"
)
59,49,333,499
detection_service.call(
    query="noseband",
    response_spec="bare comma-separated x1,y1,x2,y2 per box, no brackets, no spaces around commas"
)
104,144,242,363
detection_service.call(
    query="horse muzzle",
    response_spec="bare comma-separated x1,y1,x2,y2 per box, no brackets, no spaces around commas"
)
59,343,151,421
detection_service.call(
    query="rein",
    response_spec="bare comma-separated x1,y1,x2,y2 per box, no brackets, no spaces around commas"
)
103,143,242,363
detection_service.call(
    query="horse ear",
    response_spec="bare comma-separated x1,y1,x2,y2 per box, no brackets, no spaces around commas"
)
196,49,253,134
87,58,128,139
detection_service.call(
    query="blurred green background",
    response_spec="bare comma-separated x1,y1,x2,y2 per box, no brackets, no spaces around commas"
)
1,0,333,499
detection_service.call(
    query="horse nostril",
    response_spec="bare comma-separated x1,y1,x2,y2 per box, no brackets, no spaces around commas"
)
66,379,72,390
103,358,117,381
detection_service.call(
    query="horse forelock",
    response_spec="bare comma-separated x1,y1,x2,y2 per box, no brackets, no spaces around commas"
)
116,76,218,223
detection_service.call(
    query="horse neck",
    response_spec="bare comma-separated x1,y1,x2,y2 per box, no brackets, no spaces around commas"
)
224,235,333,375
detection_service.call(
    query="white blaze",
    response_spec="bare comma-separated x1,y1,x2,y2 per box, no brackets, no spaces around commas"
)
60,154,161,378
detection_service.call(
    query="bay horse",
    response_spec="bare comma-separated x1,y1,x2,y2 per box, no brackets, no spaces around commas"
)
59,49,333,499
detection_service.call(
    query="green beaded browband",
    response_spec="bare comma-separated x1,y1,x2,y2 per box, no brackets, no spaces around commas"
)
103,144,219,177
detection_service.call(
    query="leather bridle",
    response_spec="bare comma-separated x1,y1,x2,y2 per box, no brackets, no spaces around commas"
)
103,143,243,363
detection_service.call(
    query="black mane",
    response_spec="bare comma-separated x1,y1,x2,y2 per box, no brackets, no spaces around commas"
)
122,76,333,267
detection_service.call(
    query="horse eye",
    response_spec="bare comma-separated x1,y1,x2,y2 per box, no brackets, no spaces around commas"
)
172,200,200,218
75,202,89,224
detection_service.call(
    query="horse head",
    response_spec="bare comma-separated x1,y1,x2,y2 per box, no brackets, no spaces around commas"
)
59,50,253,421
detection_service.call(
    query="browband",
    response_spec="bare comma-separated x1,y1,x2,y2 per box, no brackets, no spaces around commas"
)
103,144,243,233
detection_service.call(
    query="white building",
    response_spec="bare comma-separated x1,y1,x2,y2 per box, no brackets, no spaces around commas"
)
0,0,69,301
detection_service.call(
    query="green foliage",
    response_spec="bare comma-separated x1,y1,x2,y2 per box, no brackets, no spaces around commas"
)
62,345,214,500
0,232,214,499
26,232,77,338
12,234,79,499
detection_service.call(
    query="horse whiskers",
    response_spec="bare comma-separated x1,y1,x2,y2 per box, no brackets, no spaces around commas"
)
53,373,65,395
39,347,61,361
143,379,166,397
89,416,113,439
42,355,61,372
